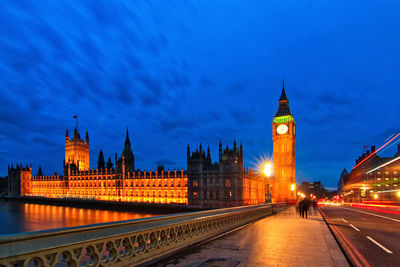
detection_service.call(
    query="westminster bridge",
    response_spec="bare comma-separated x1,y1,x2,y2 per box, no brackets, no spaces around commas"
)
0,203,356,267
0,204,279,266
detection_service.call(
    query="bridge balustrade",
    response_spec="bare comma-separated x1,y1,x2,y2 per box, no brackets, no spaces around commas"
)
0,204,273,267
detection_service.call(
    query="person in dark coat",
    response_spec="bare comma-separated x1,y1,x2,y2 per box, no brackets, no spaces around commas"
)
303,197,311,218
299,199,304,218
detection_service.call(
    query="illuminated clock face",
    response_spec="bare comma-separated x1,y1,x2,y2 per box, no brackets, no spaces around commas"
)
277,124,288,135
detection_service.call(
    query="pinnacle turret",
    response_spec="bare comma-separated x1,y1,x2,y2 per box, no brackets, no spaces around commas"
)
279,79,288,102
85,130,89,144
97,149,105,170
274,80,292,117
124,127,131,151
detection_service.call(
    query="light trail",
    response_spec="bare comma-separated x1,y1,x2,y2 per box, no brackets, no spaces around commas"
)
366,155,400,174
341,207,400,223
375,189,400,194
385,133,395,142
353,132,400,169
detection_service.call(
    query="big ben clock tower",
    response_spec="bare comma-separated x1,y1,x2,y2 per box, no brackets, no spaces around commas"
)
272,81,296,202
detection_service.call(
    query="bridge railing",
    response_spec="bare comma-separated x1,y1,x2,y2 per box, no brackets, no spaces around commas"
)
0,204,273,267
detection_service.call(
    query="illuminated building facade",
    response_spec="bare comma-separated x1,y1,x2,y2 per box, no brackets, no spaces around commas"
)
9,128,187,205
8,130,265,207
187,141,266,208
272,81,296,202
341,145,400,203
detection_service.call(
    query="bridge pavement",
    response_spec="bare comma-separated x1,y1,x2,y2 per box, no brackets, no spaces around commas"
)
155,206,349,267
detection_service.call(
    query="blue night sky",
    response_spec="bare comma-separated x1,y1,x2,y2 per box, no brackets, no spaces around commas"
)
1,1,400,189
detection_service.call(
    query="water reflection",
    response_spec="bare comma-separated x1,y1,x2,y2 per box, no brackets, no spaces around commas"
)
0,201,161,235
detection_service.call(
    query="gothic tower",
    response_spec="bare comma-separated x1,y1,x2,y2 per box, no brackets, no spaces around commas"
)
272,81,296,202
65,128,90,171
116,128,135,173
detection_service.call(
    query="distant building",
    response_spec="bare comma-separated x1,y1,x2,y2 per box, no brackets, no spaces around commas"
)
187,141,266,208
299,181,326,199
341,145,400,202
337,168,349,194
8,165,31,197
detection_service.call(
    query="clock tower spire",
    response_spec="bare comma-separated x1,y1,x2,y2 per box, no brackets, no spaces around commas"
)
272,80,296,202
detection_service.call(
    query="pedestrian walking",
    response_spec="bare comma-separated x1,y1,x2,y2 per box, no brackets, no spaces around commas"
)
299,198,304,218
312,200,317,215
303,197,310,218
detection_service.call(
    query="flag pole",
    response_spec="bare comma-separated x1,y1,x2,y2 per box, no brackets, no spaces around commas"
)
73,115,78,130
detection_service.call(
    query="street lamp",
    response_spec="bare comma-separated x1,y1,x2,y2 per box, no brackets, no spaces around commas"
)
263,162,272,203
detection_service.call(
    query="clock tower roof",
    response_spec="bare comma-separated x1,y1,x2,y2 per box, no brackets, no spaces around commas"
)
274,80,292,118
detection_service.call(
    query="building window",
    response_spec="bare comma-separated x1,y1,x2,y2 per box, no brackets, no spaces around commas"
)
193,192,198,199
193,180,198,187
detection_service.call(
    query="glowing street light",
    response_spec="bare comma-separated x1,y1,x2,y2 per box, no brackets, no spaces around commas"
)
374,194,378,199
397,191,400,197
291,184,296,191
263,163,272,177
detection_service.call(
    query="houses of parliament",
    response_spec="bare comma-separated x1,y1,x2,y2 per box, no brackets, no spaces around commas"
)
8,84,296,207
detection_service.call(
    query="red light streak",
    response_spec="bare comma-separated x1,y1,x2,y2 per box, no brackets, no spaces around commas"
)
348,203,400,215
366,155,400,174
352,132,400,169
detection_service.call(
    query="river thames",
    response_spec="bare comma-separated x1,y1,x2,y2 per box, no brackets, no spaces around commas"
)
0,201,162,235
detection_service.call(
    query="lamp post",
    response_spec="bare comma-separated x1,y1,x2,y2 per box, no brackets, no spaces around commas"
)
263,162,272,203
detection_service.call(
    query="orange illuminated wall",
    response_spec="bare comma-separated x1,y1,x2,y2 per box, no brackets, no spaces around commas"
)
31,174,68,198
242,168,267,205
24,169,188,205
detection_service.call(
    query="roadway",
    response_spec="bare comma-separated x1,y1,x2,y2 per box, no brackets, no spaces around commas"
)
320,204,400,267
